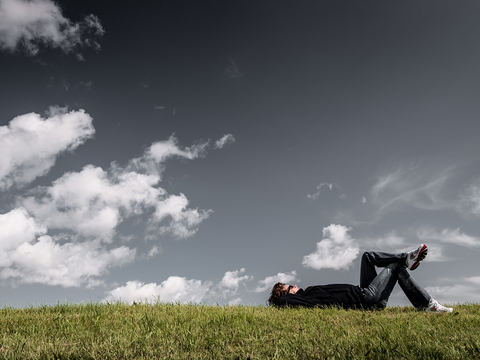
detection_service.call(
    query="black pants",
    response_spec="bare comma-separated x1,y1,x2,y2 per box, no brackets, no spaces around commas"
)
360,251,431,309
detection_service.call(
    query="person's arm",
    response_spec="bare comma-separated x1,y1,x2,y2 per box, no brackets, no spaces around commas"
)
275,294,321,308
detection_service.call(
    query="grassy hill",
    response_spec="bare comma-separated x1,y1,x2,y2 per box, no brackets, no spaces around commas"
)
1,302,479,359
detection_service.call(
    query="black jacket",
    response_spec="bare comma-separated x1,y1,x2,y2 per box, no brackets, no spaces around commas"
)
275,284,367,309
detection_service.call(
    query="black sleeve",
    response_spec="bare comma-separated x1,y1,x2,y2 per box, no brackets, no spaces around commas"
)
275,294,320,308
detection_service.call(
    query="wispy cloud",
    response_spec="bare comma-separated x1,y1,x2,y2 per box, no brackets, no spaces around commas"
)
0,0,104,59
302,224,359,270
225,58,243,80
214,134,235,149
307,182,332,200
0,107,94,190
370,161,455,215
416,227,480,249
458,178,480,218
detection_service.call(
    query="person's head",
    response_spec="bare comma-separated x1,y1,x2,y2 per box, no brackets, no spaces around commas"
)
267,282,299,305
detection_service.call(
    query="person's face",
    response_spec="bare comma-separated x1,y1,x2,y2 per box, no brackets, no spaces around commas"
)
283,284,299,294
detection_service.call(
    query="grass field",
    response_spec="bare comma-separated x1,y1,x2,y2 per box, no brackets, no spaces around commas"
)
0,302,479,359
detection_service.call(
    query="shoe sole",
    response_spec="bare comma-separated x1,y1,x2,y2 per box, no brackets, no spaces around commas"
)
409,245,428,271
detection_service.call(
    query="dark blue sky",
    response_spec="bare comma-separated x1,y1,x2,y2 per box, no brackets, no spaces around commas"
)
1,0,480,307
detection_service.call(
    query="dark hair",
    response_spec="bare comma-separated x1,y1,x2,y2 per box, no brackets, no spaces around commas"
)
267,282,288,306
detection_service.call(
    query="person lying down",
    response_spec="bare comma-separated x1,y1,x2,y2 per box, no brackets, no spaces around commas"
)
268,244,453,313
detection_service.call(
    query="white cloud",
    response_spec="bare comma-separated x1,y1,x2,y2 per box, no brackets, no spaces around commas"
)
302,224,359,270
19,136,212,242
142,135,208,168
0,208,134,288
216,268,253,298
0,108,94,190
152,193,212,239
1,125,214,287
228,298,242,306
0,0,104,58
0,234,135,288
147,245,162,258
0,208,46,267
104,277,212,304
254,271,298,293
307,182,332,200
214,134,235,149
105,268,253,305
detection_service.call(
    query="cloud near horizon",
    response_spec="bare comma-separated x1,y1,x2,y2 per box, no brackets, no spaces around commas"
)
104,268,252,304
0,0,104,58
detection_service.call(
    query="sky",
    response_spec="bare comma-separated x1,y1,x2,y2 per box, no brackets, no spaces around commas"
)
1,0,479,308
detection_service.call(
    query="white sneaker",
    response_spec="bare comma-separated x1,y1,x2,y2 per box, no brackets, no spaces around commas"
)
426,298,453,313
405,244,428,271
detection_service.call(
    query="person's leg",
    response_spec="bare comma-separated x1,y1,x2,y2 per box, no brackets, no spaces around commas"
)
362,251,443,311
362,262,402,309
360,251,406,288
397,268,431,309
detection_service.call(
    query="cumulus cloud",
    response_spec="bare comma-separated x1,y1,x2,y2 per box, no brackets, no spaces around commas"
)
254,271,298,293
0,108,94,190
214,134,235,149
0,208,46,267
0,235,135,288
152,193,212,239
216,268,252,298
1,112,214,287
0,208,135,287
302,224,359,270
18,135,212,243
228,298,242,305
105,268,253,304
307,182,333,200
147,245,162,258
105,277,212,304
0,0,104,58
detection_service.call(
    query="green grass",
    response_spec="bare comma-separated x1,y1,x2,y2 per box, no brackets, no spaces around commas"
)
0,302,479,359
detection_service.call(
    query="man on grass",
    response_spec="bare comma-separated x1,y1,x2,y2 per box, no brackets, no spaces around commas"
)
269,244,453,313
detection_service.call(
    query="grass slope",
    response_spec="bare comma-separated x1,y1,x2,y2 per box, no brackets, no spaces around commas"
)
1,303,479,359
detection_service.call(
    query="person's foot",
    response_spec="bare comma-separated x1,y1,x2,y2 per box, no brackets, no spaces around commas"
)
426,298,453,313
405,244,428,270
